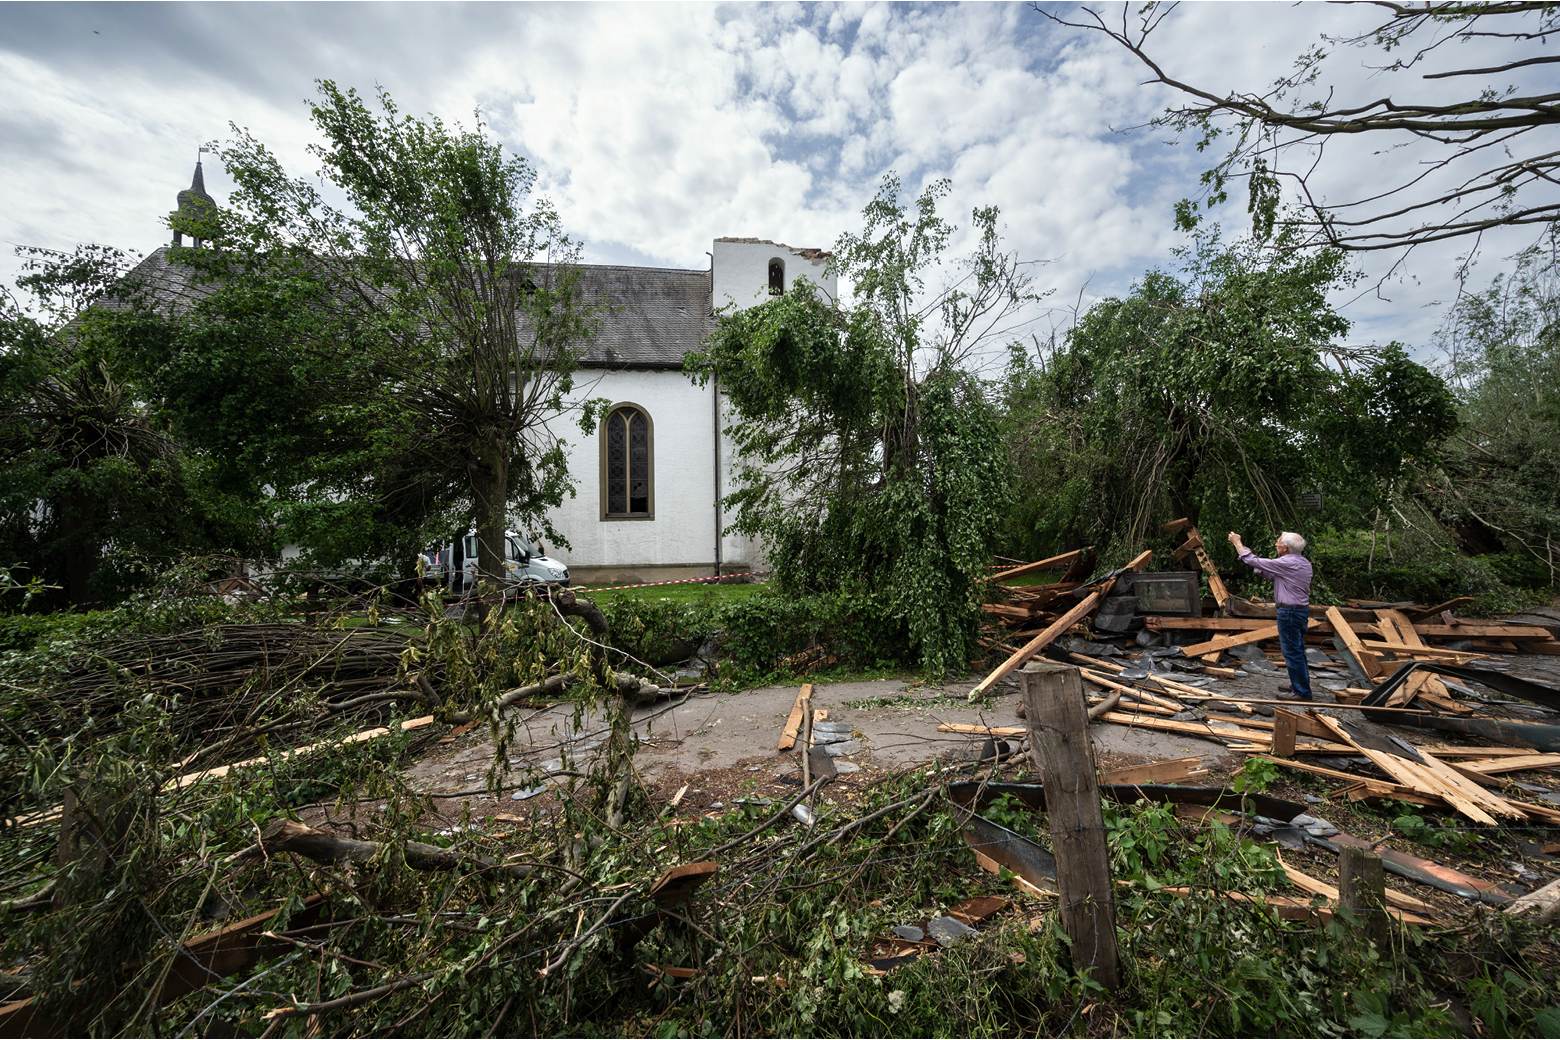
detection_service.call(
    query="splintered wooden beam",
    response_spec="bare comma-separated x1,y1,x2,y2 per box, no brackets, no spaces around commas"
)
1359,639,1489,661
1376,608,1457,709
1309,714,1525,825
970,550,1153,701
1410,623,1549,638
777,685,813,750
938,723,1027,737
1099,757,1207,785
969,590,1105,700
1280,859,1437,919
1093,709,1272,746
1170,524,1231,606
1457,754,1560,774
982,603,1040,621
1405,597,1474,620
1327,606,1383,680
1178,619,1317,659
648,861,720,908
989,547,1091,583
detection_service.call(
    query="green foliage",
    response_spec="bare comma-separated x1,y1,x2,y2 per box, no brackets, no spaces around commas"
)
599,593,720,668
0,249,263,607
1417,244,1560,585
4,708,1559,1038
1390,812,1483,855
127,81,602,579
999,229,1457,565
688,176,1035,675
981,792,1039,839
1231,755,1280,796
1304,521,1549,615
711,585,912,685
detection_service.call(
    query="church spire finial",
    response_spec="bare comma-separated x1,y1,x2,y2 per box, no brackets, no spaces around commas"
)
171,149,217,247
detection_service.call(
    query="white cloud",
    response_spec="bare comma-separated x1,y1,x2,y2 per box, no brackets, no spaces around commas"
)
1,0,1545,356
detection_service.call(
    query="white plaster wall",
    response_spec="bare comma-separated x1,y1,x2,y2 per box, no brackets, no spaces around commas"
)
532,239,834,578
712,239,836,313
541,369,724,571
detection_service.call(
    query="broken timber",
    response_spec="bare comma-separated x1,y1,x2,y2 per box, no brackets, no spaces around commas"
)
969,550,1152,700
989,547,1091,583
1020,661,1120,990
777,685,813,751
1177,618,1318,659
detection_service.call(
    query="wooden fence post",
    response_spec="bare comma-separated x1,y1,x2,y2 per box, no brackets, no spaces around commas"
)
1338,845,1388,947
1272,709,1299,758
1021,661,1121,991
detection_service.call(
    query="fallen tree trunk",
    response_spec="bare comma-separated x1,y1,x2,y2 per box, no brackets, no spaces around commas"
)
229,819,539,880
554,588,610,639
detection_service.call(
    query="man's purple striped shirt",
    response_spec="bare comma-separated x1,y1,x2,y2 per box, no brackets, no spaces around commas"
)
1238,549,1313,607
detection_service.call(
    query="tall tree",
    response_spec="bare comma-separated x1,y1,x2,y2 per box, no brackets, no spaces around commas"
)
0,246,255,605
156,82,600,585
1045,2,1560,257
687,176,1040,674
1003,230,1458,559
1421,243,1560,578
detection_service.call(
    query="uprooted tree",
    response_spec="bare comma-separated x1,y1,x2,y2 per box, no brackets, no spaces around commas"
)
1002,229,1459,561
124,81,602,582
687,175,1045,675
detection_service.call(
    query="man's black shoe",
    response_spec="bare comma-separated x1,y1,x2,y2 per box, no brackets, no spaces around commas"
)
1276,690,1313,702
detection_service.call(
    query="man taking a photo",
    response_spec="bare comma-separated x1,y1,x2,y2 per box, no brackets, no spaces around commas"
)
1227,530,1314,702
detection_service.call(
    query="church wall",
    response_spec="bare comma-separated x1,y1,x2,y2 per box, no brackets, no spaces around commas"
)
712,239,837,312
541,368,763,586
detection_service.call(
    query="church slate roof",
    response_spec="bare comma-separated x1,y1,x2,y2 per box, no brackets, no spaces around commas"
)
109,246,210,313
570,264,711,369
107,250,711,371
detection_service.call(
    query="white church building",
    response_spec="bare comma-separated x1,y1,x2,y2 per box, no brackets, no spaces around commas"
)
133,163,838,585
541,238,836,585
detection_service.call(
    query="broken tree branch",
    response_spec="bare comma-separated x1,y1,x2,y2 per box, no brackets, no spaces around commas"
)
227,819,538,880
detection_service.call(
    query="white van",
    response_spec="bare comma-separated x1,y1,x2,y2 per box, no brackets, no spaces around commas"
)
420,531,569,596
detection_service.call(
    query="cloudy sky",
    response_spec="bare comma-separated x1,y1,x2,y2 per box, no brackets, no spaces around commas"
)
1,1,1549,366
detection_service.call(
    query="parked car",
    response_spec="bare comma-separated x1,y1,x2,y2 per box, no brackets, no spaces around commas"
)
419,531,569,597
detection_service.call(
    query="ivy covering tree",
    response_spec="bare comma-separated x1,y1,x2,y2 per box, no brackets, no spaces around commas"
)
1002,231,1459,563
128,82,600,582
687,176,1040,674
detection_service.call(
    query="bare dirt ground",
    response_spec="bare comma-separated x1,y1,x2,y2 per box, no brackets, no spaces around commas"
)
386,642,1560,837
276,634,1560,924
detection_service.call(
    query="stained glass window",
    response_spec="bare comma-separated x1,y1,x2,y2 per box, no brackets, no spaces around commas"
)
605,407,651,516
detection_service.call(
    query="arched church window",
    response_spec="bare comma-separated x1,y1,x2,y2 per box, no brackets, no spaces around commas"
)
768,258,785,295
602,405,653,518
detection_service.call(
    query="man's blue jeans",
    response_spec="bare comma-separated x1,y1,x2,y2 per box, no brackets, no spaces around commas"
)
1275,606,1312,698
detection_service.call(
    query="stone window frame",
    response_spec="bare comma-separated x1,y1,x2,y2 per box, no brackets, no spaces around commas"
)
599,403,655,521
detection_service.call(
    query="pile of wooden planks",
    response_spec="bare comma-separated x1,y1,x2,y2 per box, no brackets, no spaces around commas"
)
1250,716,1560,828
982,548,1096,625
1143,609,1554,685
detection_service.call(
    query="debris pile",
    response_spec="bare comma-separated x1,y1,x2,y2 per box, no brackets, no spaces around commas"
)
952,520,1560,925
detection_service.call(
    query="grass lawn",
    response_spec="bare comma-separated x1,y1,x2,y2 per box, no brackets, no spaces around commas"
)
578,580,770,608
